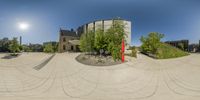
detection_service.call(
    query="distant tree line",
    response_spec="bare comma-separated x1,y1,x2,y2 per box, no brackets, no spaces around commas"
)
0,37,58,53
0,37,11,52
0,37,22,53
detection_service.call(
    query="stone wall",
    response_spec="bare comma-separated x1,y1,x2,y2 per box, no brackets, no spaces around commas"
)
58,35,79,52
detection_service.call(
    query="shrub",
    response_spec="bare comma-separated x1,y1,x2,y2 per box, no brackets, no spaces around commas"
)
43,44,54,53
111,45,121,61
80,31,95,53
94,29,107,54
140,32,164,54
9,38,20,54
131,47,137,58
106,20,125,61
80,33,87,52
177,43,184,50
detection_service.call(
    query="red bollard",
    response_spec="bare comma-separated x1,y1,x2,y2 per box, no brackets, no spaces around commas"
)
121,39,125,62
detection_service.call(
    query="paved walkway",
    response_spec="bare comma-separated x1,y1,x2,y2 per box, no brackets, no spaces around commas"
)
0,52,200,100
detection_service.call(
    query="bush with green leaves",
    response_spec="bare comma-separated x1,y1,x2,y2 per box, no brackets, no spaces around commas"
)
9,38,20,54
177,42,184,50
22,45,32,52
86,31,95,53
130,46,137,58
43,44,54,53
94,29,107,54
80,31,95,53
111,45,122,61
140,32,164,54
53,43,58,52
0,38,10,52
105,20,125,60
79,33,87,52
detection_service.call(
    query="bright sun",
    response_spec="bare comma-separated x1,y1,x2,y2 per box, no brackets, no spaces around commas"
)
19,22,29,30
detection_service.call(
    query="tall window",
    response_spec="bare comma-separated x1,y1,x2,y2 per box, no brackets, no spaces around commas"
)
71,46,73,50
63,37,66,42
63,45,66,50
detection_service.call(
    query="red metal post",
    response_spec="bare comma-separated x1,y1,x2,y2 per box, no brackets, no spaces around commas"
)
121,38,125,62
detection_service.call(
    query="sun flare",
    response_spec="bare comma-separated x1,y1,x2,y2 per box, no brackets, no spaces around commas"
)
18,22,29,30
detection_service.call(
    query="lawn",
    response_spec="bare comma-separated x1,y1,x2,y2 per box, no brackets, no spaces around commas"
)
156,43,189,59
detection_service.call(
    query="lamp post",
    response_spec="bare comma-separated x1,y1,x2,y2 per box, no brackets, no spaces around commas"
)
19,36,22,45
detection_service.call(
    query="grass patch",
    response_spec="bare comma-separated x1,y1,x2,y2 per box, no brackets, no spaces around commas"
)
156,43,189,59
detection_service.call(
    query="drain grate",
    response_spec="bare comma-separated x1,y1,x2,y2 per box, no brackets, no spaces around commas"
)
33,54,55,70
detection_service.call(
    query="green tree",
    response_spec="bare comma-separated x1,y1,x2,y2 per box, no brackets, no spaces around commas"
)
0,38,11,52
106,20,125,60
43,44,54,53
86,31,95,53
53,43,58,52
177,43,184,50
22,45,31,52
79,19,126,61
29,44,43,52
80,31,95,53
9,37,20,54
140,32,164,54
80,33,87,52
94,29,107,53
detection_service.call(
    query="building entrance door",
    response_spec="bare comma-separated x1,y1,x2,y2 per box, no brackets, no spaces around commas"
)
71,46,73,50
63,45,66,50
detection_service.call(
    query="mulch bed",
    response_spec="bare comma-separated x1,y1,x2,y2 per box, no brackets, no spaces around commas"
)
75,53,126,66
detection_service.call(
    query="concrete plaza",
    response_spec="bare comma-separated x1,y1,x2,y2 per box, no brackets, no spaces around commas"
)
0,53,200,100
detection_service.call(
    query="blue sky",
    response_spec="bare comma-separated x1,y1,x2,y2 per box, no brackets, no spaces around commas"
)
0,0,200,46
